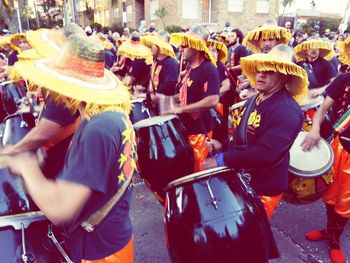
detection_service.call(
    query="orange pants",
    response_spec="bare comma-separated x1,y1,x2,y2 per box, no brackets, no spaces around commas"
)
259,194,283,220
188,134,210,172
82,236,134,263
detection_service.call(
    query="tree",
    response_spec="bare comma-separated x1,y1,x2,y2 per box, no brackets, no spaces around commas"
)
0,0,25,32
155,5,168,29
281,0,296,17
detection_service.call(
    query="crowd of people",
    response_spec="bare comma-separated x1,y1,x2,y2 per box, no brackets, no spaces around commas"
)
0,17,349,263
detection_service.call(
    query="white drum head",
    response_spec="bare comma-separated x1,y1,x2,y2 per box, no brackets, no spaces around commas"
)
289,131,334,177
230,100,246,111
300,95,324,111
133,115,177,129
131,98,146,103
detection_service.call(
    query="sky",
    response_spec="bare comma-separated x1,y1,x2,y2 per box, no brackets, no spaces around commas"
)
280,0,348,16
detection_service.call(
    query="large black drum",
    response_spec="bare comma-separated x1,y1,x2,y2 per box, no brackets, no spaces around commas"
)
133,115,194,202
0,80,27,116
130,98,155,124
165,167,272,263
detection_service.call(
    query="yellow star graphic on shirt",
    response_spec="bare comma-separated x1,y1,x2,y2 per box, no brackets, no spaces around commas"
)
122,119,133,144
118,153,128,169
118,172,125,184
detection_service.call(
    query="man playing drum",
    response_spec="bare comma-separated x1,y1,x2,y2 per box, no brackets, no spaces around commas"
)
169,25,220,172
204,45,308,220
301,36,350,263
7,34,136,262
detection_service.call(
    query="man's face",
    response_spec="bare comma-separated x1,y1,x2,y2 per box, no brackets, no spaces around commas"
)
208,46,218,61
151,44,159,57
228,32,237,45
307,48,320,62
258,38,278,53
285,22,291,30
18,37,31,51
255,71,286,94
182,47,196,62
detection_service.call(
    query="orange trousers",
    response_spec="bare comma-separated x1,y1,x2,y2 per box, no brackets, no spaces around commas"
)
259,194,283,220
82,236,134,263
188,134,210,172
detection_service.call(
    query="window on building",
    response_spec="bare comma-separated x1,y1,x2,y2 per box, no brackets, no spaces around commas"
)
126,5,132,22
256,0,270,14
228,0,244,12
150,0,158,21
182,0,199,19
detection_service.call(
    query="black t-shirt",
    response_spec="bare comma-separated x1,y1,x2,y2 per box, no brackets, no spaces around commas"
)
298,57,337,89
223,89,303,195
58,111,135,261
41,98,78,179
217,61,228,83
325,73,350,139
151,56,179,96
104,49,115,69
128,58,151,87
7,51,18,66
228,44,249,67
177,60,220,134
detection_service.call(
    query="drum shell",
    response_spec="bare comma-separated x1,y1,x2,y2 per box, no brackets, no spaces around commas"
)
165,170,270,263
135,117,194,200
0,113,38,217
130,99,155,124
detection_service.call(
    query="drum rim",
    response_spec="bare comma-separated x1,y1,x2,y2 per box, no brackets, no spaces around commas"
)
230,100,246,111
300,95,324,111
133,114,178,129
165,166,231,190
289,131,334,178
0,80,20,86
131,98,146,103
0,211,46,230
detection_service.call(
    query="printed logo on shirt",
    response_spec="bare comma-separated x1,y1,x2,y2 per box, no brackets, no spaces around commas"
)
233,108,261,135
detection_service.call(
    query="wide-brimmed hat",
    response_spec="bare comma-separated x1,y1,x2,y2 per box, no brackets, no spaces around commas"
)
294,38,335,62
0,36,10,50
10,33,28,52
337,36,350,66
14,34,131,110
141,33,176,58
170,31,216,65
207,39,228,63
240,49,308,103
243,25,291,53
117,39,153,65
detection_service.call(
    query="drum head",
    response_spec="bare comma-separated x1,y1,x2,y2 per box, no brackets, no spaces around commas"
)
289,131,334,177
166,166,230,189
131,98,145,103
133,115,177,129
300,95,324,111
230,100,246,111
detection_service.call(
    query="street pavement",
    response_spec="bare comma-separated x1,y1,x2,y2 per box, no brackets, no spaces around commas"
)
131,183,350,263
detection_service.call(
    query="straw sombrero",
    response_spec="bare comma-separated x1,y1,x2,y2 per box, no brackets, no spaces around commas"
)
0,36,10,50
141,33,176,58
14,34,131,111
207,39,228,63
213,32,229,44
240,52,308,103
10,33,27,52
170,32,216,65
242,25,291,53
294,39,335,62
337,36,350,66
117,40,153,65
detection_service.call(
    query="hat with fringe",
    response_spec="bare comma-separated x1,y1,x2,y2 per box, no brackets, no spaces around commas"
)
294,38,335,62
10,33,28,52
0,36,10,50
242,25,291,53
141,33,176,58
337,36,350,66
13,34,131,113
240,50,308,104
117,39,153,65
207,39,228,63
170,32,216,65
213,32,229,44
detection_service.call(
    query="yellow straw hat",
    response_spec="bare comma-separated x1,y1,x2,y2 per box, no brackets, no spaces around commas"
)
117,39,153,65
13,34,131,112
207,39,228,63
10,33,27,52
0,36,10,50
294,38,335,62
242,25,291,53
240,47,308,104
337,36,350,66
140,33,176,58
170,32,216,65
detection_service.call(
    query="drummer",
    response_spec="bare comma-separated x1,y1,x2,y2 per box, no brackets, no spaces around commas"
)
169,25,220,172
294,37,337,98
204,45,307,220
300,36,350,263
8,34,135,263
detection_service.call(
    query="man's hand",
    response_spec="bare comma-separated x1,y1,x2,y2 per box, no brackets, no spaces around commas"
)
5,151,40,176
201,157,218,170
301,130,321,151
206,139,222,154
